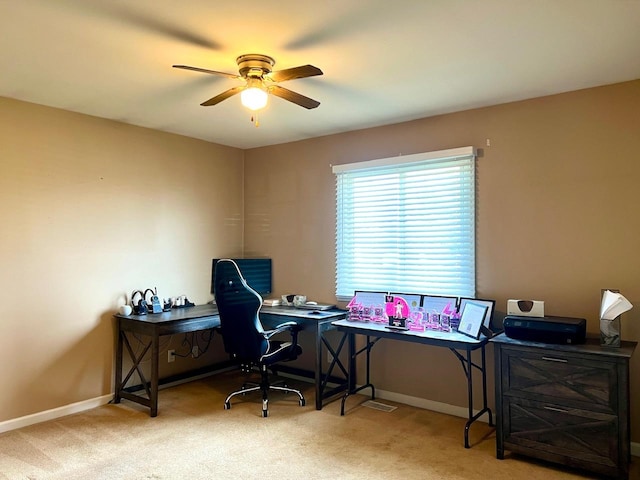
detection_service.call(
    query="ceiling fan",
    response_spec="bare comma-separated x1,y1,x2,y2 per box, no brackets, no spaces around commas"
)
173,54,323,111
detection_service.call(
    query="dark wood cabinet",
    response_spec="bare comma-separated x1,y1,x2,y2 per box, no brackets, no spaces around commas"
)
491,334,636,479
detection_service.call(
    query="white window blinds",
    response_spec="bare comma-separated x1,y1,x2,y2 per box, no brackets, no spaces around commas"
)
333,147,476,301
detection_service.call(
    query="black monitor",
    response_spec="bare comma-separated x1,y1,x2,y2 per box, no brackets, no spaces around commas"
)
211,258,272,296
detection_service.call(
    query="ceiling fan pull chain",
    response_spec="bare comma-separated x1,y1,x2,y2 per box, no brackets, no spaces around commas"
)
251,113,260,128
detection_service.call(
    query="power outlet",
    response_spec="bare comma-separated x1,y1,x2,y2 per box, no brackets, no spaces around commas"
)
168,349,175,363
192,345,199,358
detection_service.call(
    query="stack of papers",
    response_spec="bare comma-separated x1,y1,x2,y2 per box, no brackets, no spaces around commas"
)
263,298,281,307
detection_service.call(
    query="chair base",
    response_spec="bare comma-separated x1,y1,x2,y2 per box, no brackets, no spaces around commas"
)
223,366,305,417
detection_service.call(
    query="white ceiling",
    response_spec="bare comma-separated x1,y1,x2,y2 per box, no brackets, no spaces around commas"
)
2,0,640,149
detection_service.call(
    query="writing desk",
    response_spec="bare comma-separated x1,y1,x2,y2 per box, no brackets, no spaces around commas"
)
114,304,221,417
333,319,493,448
114,304,348,416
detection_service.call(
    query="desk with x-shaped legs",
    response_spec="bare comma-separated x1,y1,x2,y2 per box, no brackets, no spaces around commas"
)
114,304,349,416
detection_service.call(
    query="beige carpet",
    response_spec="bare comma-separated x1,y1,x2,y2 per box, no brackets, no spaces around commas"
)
0,372,635,479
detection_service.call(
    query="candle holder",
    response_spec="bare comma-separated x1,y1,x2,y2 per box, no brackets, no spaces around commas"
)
600,316,621,347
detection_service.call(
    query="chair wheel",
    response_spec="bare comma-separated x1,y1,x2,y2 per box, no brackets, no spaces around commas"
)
224,402,231,410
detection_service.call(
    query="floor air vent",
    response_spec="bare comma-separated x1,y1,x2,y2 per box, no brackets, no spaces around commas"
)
362,400,397,412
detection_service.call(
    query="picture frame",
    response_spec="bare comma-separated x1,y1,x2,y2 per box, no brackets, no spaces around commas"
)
353,290,388,307
389,292,422,316
421,295,458,315
457,302,489,339
389,292,424,330
458,297,495,328
348,290,388,322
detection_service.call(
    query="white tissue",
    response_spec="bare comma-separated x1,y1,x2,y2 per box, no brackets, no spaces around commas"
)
600,290,633,320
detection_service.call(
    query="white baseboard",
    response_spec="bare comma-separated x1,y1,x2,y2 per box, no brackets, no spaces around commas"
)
373,387,640,458
0,394,113,434
2,382,639,458
374,387,479,421
0,369,231,435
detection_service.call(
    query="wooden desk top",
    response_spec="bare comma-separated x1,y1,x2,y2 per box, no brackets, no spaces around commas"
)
114,303,218,324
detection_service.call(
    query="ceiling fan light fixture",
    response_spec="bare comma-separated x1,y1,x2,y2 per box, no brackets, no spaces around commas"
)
174,53,322,110
240,78,268,111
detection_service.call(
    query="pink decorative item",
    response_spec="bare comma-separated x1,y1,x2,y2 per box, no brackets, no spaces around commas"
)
385,296,410,319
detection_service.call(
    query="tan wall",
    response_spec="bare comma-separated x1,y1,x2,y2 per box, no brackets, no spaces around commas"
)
244,80,640,440
0,98,244,422
2,80,639,440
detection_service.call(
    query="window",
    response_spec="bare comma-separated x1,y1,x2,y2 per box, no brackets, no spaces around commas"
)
333,146,476,301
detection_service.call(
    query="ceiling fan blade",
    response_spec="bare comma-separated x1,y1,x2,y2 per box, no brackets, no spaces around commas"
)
270,85,320,109
173,65,239,79
56,3,222,50
269,65,323,83
201,86,245,106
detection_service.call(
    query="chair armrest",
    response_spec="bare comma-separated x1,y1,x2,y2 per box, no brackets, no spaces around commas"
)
264,321,300,339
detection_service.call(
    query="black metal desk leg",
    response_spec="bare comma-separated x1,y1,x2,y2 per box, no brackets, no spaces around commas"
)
150,331,160,417
464,349,474,448
340,334,377,415
340,332,356,415
114,321,123,404
481,346,493,427
348,332,356,392
314,324,323,410
460,345,493,448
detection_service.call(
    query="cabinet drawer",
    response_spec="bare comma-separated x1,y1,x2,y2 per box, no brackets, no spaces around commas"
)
501,346,617,412
502,396,618,469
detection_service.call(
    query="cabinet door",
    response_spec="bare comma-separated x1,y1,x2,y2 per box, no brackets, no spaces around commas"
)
501,347,617,412
503,397,619,470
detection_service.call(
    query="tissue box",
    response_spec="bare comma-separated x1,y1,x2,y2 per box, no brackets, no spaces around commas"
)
507,299,544,317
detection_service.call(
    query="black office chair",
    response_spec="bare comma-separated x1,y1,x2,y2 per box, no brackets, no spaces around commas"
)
213,258,305,417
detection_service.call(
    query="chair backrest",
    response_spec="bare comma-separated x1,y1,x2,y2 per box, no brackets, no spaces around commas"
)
213,259,268,361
